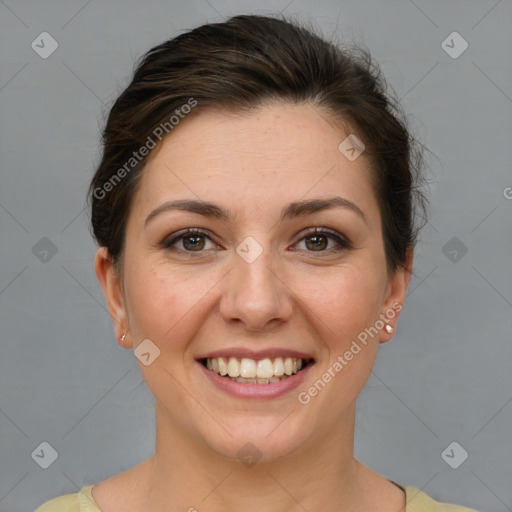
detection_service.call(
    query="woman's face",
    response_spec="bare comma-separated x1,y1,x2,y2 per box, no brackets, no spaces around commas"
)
97,102,410,461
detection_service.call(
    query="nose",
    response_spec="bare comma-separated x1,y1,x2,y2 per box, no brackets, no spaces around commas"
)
219,245,293,332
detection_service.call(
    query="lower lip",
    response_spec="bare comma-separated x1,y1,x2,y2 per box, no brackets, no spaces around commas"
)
197,360,314,399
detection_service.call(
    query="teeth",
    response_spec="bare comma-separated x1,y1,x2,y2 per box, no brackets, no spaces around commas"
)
232,375,285,384
227,357,240,377
218,357,228,376
204,356,309,383
236,377,256,384
256,358,274,379
273,357,285,376
284,357,293,375
240,358,257,378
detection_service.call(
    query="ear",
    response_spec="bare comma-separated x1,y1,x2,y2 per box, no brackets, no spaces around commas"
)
379,247,413,344
95,247,132,348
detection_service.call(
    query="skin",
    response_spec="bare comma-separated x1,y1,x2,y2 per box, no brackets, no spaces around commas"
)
94,102,412,511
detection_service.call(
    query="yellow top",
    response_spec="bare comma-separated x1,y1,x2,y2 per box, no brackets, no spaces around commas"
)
36,483,479,511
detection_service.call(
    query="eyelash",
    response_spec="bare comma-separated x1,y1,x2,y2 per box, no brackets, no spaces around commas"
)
160,227,353,257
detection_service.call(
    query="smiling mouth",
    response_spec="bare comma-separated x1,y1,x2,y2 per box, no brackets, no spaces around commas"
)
200,356,314,384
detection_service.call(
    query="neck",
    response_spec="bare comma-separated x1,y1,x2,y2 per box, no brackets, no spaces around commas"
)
140,403,368,511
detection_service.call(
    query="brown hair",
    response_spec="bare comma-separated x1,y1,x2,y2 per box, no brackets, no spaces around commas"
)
88,14,428,274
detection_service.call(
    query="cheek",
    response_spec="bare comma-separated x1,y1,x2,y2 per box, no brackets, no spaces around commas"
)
297,266,384,408
123,259,219,349
293,262,386,341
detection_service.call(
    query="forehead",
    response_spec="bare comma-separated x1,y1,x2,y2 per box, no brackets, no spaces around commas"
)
132,103,380,226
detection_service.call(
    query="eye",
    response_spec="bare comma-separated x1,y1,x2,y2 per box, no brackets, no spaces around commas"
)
161,228,219,254
294,227,352,254
160,227,352,256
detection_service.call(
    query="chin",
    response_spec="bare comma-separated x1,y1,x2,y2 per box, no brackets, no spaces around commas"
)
195,413,316,464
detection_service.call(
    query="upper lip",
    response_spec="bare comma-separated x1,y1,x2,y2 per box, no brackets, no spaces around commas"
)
197,348,314,361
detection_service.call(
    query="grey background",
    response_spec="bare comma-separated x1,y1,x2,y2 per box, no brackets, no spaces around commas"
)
0,1,511,511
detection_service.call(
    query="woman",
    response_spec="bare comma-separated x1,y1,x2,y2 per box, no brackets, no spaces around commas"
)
37,14,478,512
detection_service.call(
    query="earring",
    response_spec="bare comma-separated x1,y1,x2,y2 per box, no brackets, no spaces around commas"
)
385,324,393,334
120,332,127,345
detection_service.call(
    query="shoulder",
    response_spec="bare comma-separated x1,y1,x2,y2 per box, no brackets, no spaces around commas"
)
403,485,479,512
35,485,99,512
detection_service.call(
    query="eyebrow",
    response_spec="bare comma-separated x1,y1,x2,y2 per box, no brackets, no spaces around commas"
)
144,196,367,226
